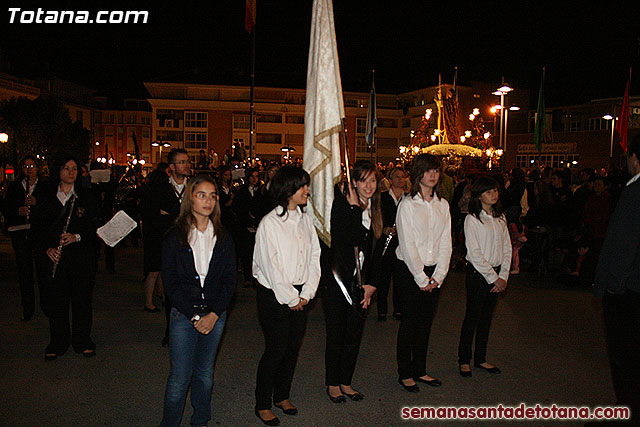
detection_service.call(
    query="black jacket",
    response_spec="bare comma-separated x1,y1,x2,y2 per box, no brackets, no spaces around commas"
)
162,226,236,319
5,178,48,229
327,184,381,291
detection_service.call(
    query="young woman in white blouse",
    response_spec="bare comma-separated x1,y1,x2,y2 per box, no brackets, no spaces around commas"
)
252,166,320,426
458,176,511,377
395,153,452,392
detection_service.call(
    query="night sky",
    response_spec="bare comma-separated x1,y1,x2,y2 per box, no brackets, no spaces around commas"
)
2,1,639,106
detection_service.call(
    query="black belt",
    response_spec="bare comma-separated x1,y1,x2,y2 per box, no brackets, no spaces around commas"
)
468,264,501,275
192,304,212,314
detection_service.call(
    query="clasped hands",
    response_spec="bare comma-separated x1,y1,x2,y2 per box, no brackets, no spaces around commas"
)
193,312,219,335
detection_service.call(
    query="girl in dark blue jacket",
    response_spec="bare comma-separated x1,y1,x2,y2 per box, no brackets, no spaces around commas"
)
160,173,236,427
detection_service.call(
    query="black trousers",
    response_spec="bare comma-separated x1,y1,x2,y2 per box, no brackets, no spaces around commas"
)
238,229,256,282
602,290,640,417
457,265,499,365
255,285,308,410
377,250,400,316
10,230,41,318
395,261,440,380
323,279,366,386
44,263,96,354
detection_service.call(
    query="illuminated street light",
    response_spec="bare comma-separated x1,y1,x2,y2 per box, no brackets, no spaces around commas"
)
603,114,617,157
0,133,8,143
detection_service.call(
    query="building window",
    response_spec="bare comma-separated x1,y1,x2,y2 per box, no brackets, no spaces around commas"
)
257,114,282,123
285,115,304,124
142,128,150,138
76,110,83,124
185,130,207,149
105,127,114,137
587,117,611,131
233,114,250,129
565,120,583,132
402,118,411,128
516,154,580,169
185,111,207,128
256,133,282,144
378,118,398,128
356,118,367,134
356,138,375,153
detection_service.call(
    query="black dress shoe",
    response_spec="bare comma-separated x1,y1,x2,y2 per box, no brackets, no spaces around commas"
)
161,336,170,347
398,378,420,393
377,314,387,322
82,349,96,358
44,353,58,361
393,312,402,320
326,387,346,403
254,409,280,426
459,366,472,377
475,364,501,374
414,376,442,387
341,387,364,401
274,401,298,415
21,312,34,322
144,306,160,313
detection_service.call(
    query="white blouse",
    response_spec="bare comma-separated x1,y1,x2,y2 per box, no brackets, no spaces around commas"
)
464,211,512,284
253,206,321,307
189,221,217,288
396,193,452,288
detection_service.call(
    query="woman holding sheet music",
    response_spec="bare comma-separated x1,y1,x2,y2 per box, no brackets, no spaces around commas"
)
322,160,382,403
31,154,99,361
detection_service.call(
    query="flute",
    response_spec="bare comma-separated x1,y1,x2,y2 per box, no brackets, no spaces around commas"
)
381,223,396,257
51,195,76,278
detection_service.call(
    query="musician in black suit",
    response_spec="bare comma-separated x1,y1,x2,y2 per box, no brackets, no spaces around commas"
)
6,155,47,321
233,167,261,287
593,134,640,423
376,167,407,321
31,154,100,360
322,161,381,403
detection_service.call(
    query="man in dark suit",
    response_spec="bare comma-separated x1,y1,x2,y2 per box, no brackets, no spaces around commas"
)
377,167,407,321
593,134,640,425
233,167,261,287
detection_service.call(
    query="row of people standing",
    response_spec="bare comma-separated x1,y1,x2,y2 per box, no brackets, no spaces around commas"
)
248,155,512,426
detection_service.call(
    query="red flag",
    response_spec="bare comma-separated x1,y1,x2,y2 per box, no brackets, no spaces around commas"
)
245,0,256,33
617,79,630,153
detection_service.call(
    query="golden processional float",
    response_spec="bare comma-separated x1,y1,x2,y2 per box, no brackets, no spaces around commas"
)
398,71,503,171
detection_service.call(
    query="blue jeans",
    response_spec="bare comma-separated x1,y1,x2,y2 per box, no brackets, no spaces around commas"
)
160,308,226,427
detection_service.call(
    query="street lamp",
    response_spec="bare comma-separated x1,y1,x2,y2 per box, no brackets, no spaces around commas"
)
492,81,514,151
0,132,8,143
281,144,295,162
151,141,171,163
603,114,616,157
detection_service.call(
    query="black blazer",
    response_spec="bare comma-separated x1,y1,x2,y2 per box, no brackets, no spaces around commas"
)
30,183,99,277
327,184,381,290
162,227,236,319
593,179,640,295
5,178,48,229
140,179,181,239
380,190,402,256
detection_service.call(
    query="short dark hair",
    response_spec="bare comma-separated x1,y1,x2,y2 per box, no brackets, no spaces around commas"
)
17,155,41,180
410,153,442,197
270,165,310,216
167,148,188,164
468,176,504,222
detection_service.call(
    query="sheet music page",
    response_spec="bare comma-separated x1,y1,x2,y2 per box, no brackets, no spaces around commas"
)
97,210,137,247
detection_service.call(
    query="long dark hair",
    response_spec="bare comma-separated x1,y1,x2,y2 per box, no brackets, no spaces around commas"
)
410,153,443,198
468,176,505,222
174,173,224,246
270,165,310,217
350,160,383,240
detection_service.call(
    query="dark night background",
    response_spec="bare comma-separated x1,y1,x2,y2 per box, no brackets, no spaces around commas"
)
2,1,639,106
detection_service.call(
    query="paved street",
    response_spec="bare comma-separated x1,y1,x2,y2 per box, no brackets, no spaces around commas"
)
0,235,615,426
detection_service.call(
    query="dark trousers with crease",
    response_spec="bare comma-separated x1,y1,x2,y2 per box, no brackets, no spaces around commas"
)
323,279,366,386
10,230,41,318
602,290,640,419
255,285,308,410
458,265,499,365
377,251,401,316
44,263,96,354
395,261,440,380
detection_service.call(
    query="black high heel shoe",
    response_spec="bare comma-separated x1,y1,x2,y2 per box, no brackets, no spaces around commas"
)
459,365,472,377
326,387,346,403
398,378,419,393
475,363,501,374
254,409,280,426
340,386,364,401
414,376,442,387
274,400,298,415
